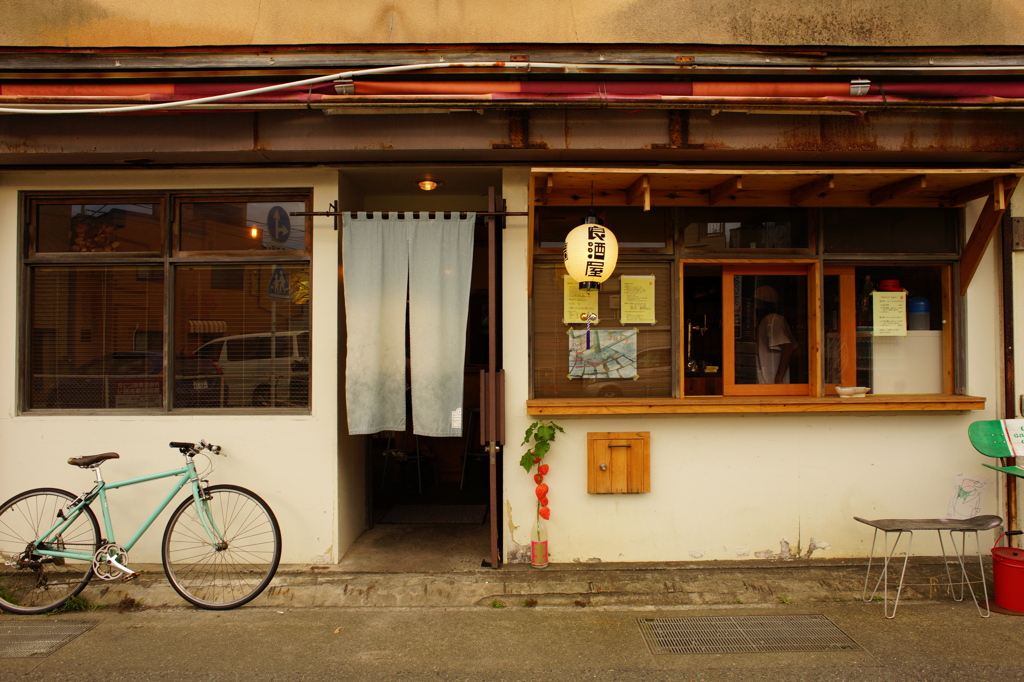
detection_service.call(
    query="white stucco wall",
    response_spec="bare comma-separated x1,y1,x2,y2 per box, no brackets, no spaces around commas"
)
0,168,342,565
502,169,1005,563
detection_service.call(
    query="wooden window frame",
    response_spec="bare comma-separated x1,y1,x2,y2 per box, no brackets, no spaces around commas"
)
719,261,820,397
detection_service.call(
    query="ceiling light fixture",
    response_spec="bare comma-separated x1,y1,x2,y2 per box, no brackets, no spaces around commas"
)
417,176,442,191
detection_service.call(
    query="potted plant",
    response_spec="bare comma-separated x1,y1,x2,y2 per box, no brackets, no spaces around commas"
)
521,420,563,567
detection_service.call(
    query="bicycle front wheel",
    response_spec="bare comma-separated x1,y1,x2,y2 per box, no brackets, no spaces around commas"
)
162,484,281,609
0,488,100,615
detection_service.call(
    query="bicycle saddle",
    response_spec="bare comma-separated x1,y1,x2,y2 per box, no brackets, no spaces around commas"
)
67,452,120,468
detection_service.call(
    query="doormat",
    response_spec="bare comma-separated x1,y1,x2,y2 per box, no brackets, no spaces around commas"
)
378,504,488,524
637,615,864,655
0,620,98,658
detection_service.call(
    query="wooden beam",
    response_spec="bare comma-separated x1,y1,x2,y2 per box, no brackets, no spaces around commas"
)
790,174,834,206
960,178,1018,295
869,174,926,206
708,175,742,205
945,175,1015,207
541,173,554,205
625,174,650,211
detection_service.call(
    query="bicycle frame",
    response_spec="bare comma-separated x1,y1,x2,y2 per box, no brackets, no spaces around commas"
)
31,458,222,563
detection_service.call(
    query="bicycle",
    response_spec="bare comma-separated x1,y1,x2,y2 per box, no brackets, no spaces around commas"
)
0,440,281,614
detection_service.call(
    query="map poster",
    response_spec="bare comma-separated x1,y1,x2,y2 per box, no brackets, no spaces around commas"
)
563,275,599,324
620,275,656,325
568,329,638,379
871,291,907,336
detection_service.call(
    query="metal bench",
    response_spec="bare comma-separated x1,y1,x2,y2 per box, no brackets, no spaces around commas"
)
854,514,1002,618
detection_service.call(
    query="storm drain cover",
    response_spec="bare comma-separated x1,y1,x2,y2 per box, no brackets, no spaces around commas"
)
638,615,863,655
0,620,97,658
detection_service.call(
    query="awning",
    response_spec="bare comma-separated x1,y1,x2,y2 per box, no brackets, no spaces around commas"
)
531,167,1021,293
188,319,227,334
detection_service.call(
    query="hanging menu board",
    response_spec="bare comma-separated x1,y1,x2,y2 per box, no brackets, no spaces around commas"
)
872,291,907,336
620,275,656,325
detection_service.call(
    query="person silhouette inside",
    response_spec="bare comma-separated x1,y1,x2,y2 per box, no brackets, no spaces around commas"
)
754,285,798,384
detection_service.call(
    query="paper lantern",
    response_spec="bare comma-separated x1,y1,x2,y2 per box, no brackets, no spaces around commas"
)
563,217,619,290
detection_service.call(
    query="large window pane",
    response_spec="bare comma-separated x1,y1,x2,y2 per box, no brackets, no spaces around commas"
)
682,208,809,251
29,266,165,409
534,207,672,251
822,208,958,254
179,201,308,252
531,262,673,398
732,274,808,386
35,202,163,254
853,265,946,393
176,264,310,407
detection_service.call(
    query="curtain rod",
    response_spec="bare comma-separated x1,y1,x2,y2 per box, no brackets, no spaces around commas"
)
290,210,527,217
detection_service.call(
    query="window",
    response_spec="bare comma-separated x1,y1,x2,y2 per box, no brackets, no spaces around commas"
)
530,198,965,409
23,191,312,412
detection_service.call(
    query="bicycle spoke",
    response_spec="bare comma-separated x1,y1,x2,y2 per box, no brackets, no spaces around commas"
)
162,485,280,609
0,489,99,615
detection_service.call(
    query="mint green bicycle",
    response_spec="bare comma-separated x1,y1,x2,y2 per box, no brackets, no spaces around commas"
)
0,440,281,614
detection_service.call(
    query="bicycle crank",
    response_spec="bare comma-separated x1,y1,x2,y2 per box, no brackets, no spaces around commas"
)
93,544,139,581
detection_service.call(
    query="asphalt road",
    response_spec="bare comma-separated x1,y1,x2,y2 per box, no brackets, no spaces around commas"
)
2,600,1023,681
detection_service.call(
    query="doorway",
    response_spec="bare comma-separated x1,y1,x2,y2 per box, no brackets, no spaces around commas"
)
337,168,503,570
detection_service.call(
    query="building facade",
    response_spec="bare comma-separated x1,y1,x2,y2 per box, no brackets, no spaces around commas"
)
2,2,1024,566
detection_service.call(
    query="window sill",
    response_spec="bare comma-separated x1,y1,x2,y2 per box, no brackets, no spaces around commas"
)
526,394,985,416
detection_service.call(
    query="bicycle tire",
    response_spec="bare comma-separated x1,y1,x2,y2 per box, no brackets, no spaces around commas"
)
0,488,100,615
161,484,281,609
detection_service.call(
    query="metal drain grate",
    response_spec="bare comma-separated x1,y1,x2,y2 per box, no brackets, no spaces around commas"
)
0,620,97,658
638,615,864,655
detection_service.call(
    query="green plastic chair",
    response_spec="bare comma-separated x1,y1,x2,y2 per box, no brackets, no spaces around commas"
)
968,419,1024,478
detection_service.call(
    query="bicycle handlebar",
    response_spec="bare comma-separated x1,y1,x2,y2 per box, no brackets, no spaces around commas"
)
168,440,223,456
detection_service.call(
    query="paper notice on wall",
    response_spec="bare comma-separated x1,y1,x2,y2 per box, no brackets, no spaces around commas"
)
563,275,599,324
947,473,987,519
620,275,656,325
871,291,907,336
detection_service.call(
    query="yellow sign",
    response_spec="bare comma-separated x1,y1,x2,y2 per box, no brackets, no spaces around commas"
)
872,291,907,336
620,275,656,325
563,276,599,324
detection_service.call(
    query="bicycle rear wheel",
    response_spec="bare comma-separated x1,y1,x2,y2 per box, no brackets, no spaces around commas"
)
161,484,281,609
0,488,100,615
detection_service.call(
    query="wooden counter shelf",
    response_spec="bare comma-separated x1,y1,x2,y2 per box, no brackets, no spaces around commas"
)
526,394,985,416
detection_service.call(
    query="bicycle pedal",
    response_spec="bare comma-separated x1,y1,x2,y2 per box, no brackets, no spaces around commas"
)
122,571,140,582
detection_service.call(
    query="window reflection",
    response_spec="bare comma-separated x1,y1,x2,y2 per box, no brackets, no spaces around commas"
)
36,203,163,254
177,265,310,408
180,201,307,252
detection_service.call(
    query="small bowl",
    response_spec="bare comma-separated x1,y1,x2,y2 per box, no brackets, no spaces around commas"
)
835,386,870,398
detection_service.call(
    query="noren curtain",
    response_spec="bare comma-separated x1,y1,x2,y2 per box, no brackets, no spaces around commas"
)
343,212,475,436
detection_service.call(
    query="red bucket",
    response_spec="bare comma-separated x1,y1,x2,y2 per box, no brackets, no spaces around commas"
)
993,532,1024,612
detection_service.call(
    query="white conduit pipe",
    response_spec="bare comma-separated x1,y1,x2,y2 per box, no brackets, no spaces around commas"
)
0,61,641,115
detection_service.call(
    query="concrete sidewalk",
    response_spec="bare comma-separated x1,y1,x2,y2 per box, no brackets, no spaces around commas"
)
3,598,1023,681
79,557,1001,613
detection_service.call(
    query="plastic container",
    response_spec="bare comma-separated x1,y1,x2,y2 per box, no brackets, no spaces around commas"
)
908,297,930,330
993,531,1024,612
878,279,902,292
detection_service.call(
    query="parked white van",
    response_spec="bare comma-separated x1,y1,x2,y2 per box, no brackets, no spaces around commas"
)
195,331,309,407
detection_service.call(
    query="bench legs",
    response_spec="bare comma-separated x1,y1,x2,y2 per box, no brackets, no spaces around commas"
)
861,528,990,618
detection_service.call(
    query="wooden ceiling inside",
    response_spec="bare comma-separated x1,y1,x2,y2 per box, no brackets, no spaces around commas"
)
532,168,1021,209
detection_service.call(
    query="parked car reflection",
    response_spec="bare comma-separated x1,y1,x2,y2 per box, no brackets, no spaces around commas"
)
582,346,674,398
45,351,223,409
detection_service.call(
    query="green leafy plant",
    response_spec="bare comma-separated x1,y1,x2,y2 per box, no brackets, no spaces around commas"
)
520,421,564,473
521,420,563,524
